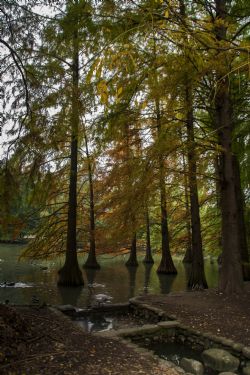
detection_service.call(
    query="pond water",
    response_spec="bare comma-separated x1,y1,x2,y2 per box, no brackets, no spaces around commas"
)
147,341,202,365
0,244,218,307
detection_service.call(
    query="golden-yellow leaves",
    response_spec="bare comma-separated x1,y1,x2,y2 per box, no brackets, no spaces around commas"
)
97,80,109,105
86,58,100,84
115,86,123,103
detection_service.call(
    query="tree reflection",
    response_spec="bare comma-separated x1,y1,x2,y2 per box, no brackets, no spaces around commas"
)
143,263,153,294
127,266,138,299
57,285,83,306
157,273,176,294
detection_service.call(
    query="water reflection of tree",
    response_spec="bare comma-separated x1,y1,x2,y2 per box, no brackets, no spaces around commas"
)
143,263,153,294
183,263,192,285
58,285,83,306
84,268,99,287
84,268,99,307
127,266,138,299
157,274,176,294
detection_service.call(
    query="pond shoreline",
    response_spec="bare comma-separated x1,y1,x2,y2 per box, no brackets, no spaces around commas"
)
0,239,27,245
0,243,219,306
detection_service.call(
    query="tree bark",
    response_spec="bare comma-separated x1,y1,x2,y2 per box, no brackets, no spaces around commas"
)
58,3,83,286
185,85,208,290
83,125,100,269
182,150,192,263
155,99,177,275
214,0,243,294
233,156,249,263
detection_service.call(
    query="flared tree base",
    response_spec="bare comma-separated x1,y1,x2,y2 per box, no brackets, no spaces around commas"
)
187,268,208,290
143,255,154,264
125,258,139,267
58,262,84,287
157,259,177,274
182,254,192,264
83,258,101,270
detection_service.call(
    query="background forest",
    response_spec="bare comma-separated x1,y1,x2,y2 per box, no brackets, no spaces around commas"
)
0,0,249,294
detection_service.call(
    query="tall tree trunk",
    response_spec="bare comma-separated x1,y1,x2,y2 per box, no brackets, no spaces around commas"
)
155,99,177,274
143,206,154,264
215,0,243,294
126,233,138,267
182,151,192,263
233,156,249,263
185,85,208,290
214,156,221,210
214,156,223,252
83,125,100,269
58,3,83,286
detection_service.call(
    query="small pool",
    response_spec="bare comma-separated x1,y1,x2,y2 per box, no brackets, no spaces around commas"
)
149,341,203,365
73,311,147,333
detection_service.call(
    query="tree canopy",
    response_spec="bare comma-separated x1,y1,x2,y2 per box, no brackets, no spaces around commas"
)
0,0,249,293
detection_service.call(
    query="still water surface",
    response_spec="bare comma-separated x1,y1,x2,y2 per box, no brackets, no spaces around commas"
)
0,244,218,307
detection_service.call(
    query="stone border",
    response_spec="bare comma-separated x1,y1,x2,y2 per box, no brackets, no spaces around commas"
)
54,299,250,373
51,306,186,375
128,297,250,367
95,321,185,375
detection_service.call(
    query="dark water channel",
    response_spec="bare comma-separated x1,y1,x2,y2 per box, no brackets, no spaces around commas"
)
148,341,202,365
73,312,145,333
0,244,218,307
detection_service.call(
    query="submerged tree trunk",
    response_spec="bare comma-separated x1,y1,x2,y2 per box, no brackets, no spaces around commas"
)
126,234,138,267
143,207,154,264
58,7,83,287
215,0,243,294
185,85,207,290
83,125,100,269
155,99,177,275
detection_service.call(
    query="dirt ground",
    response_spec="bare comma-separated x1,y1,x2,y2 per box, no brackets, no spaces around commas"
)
0,304,178,375
137,281,250,347
1,282,249,374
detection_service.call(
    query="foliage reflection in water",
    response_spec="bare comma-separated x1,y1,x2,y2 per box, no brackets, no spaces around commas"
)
0,244,218,306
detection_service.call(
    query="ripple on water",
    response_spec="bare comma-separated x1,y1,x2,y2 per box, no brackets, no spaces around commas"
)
0,282,33,288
